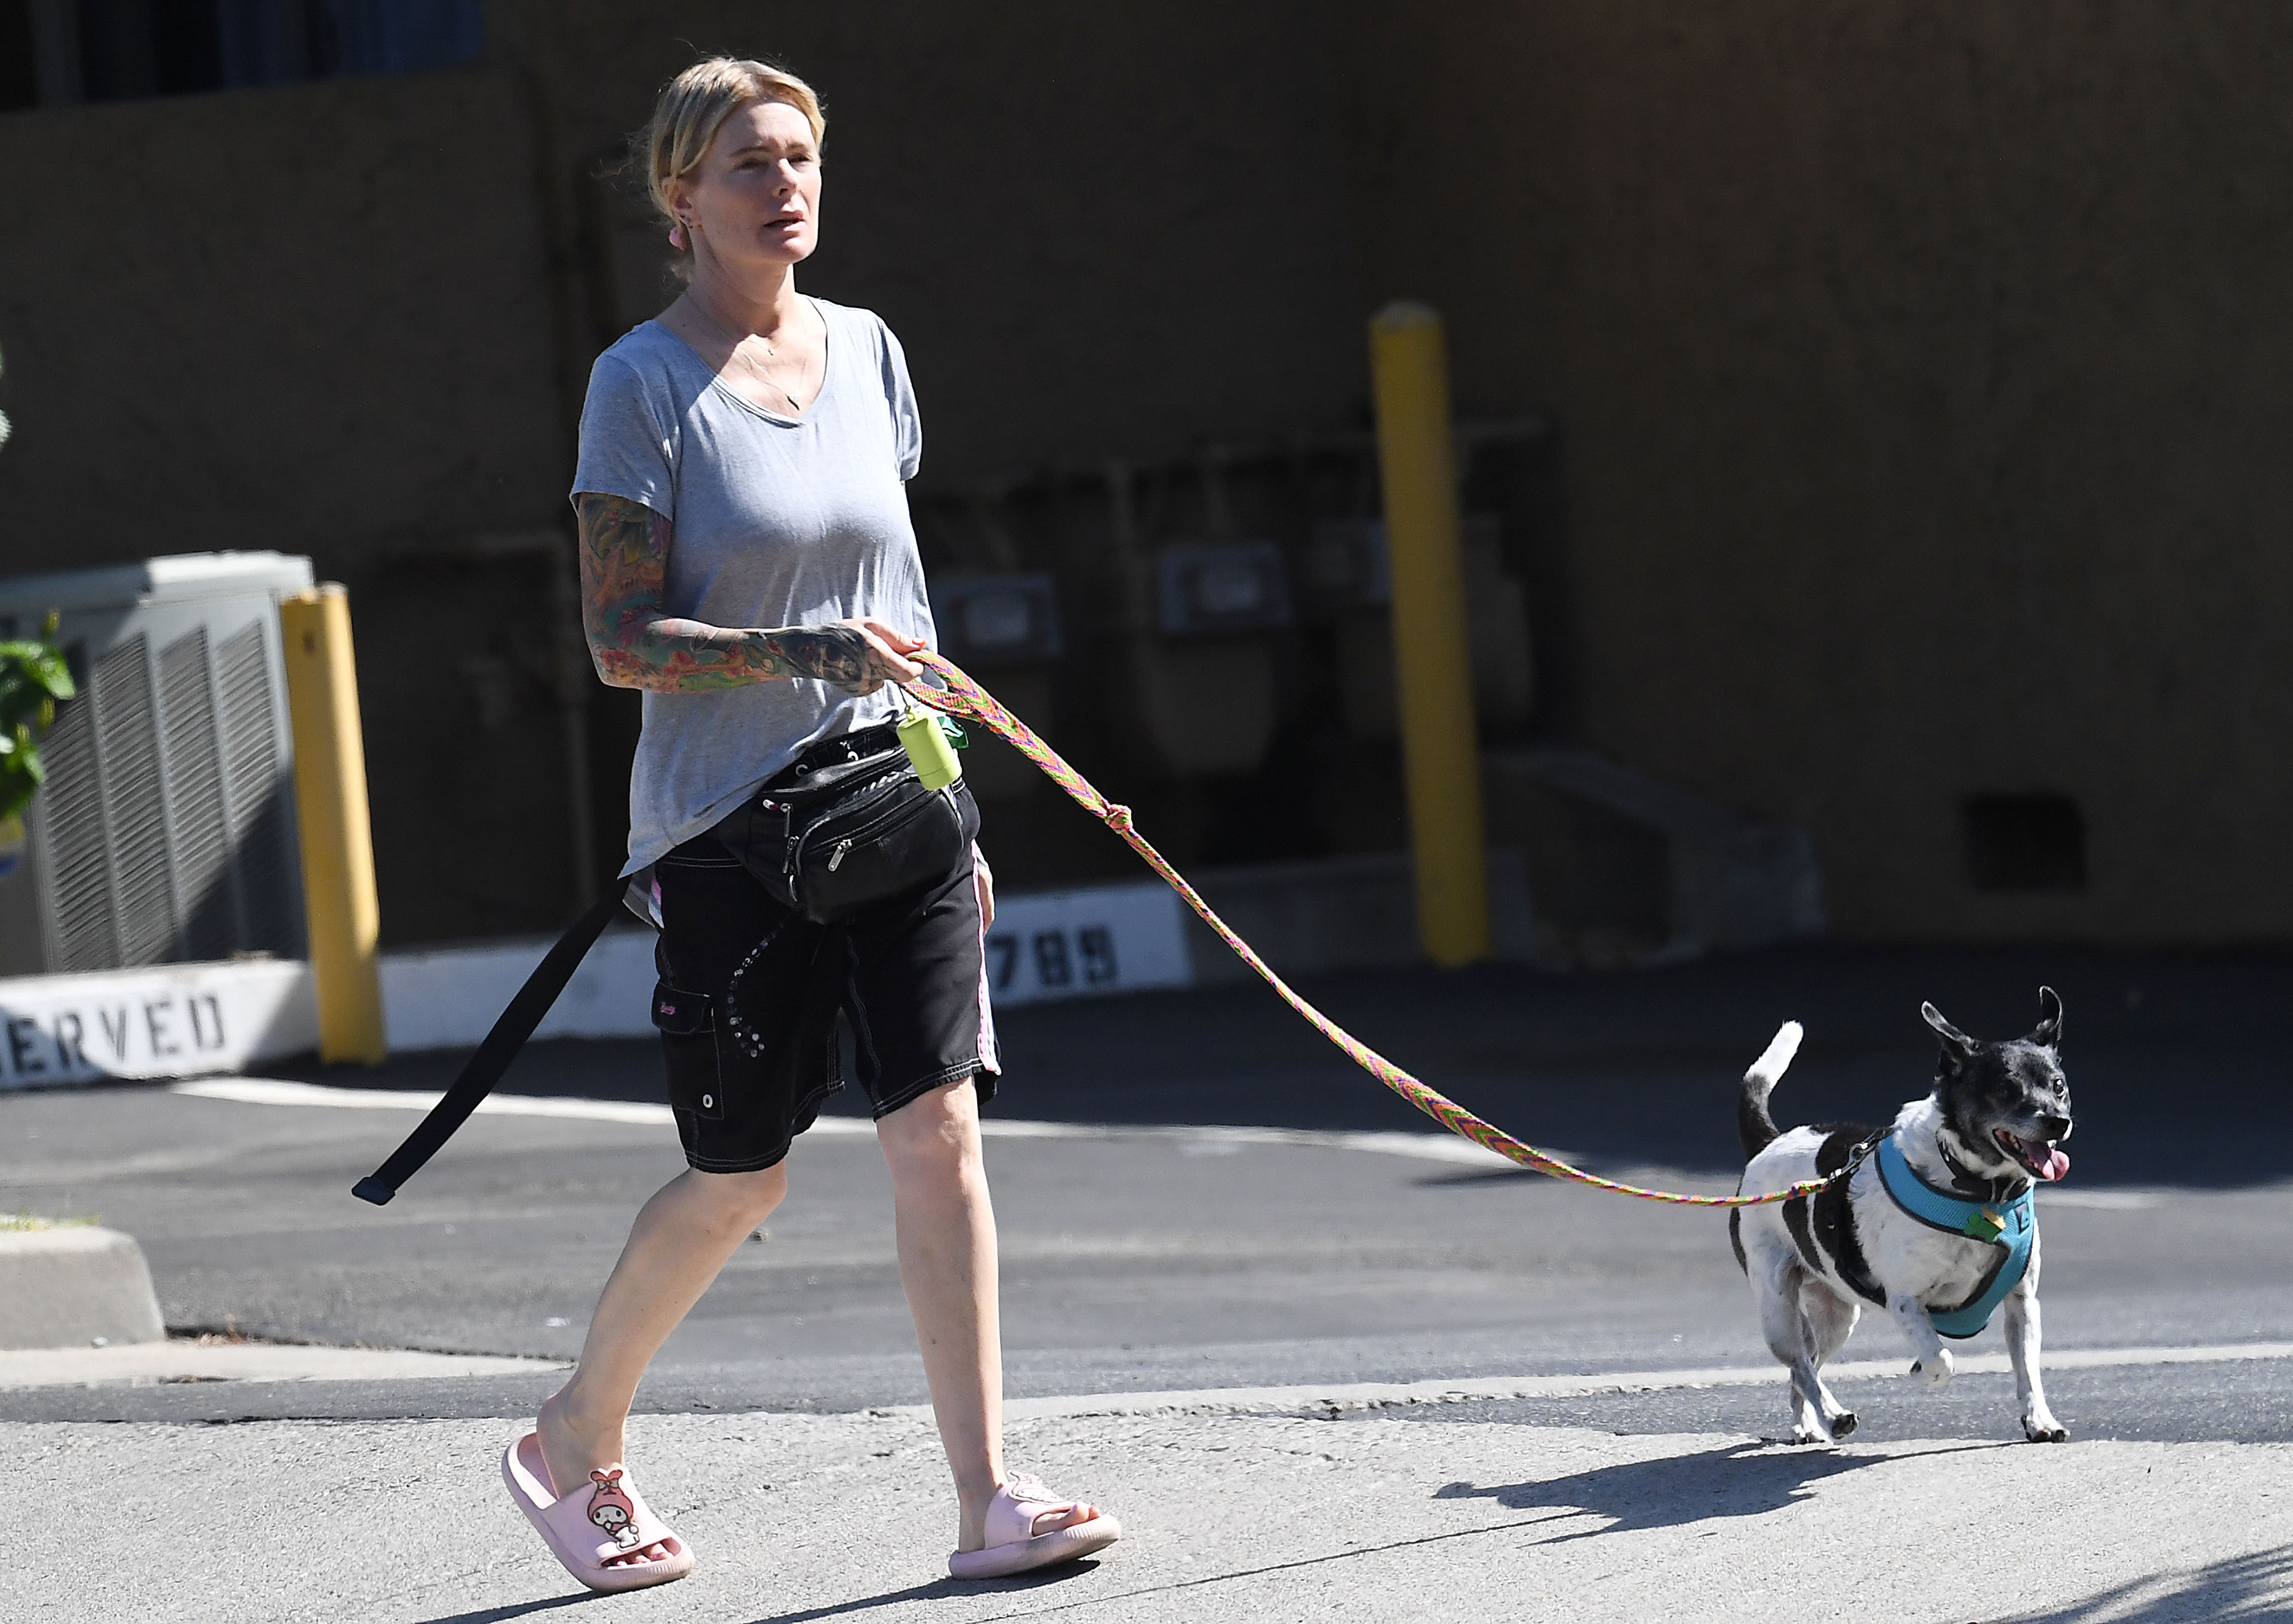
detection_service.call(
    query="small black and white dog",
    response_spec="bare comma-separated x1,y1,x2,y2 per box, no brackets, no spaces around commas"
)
1729,988,2074,1446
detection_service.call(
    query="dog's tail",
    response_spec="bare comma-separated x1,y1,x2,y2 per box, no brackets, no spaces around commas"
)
1737,1021,1804,1160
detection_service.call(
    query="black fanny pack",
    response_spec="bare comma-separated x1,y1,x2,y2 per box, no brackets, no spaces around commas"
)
711,720,980,923
348,718,975,1209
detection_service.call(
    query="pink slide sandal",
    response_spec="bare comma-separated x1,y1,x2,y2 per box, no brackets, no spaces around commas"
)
947,1473,1121,1579
501,1431,696,1593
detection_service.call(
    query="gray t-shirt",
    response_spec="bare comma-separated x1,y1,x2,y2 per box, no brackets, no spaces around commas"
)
570,299,935,874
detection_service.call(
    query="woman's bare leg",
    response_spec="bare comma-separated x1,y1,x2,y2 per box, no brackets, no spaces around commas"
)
537,1164,786,1509
877,1078,1089,1551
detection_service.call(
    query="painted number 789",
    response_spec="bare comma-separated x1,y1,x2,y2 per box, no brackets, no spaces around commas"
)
987,926,1120,992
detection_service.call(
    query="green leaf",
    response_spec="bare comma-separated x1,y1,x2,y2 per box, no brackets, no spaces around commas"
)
0,759,34,821
0,642,72,699
0,623,69,819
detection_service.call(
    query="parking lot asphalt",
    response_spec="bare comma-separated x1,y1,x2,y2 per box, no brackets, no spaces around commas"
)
4,944,2290,1620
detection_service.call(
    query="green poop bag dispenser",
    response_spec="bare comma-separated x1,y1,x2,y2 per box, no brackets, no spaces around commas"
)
898,708,966,790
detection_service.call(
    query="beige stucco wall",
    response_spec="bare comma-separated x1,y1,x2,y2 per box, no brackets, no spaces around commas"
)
0,68,587,943
492,0,1369,476
1336,0,2293,943
0,68,568,566
0,8,1373,943
2,3,2285,946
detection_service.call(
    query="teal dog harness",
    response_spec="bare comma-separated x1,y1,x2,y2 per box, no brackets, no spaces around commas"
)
1875,1136,2035,1339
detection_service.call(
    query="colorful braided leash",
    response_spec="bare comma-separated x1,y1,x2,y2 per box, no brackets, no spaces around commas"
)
903,652,1833,1209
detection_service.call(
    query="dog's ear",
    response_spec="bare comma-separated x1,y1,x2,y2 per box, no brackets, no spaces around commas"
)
2028,986,2064,1049
1921,1002,1980,1071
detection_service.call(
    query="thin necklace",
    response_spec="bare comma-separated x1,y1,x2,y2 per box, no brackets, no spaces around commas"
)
687,295,813,413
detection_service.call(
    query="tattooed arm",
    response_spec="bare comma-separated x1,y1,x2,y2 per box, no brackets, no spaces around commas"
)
575,491,922,694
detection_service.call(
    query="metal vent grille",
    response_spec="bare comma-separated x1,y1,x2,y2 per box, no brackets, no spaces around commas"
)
38,660,117,972
160,627,234,962
27,616,303,972
0,553,313,978
217,622,301,955
94,636,178,966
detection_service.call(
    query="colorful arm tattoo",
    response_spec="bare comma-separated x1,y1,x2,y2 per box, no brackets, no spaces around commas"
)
574,491,883,693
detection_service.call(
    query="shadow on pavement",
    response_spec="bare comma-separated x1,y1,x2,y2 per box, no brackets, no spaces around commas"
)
417,1592,601,1624
1999,1545,2293,1622
1433,1438,2015,1539
736,1561,1104,1624
288,943,2293,1188
911,1521,1575,1624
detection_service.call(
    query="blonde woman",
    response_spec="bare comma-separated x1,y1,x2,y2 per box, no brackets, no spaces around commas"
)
499,57,1119,1593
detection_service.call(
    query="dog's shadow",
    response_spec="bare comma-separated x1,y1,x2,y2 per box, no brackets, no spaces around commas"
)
1436,1438,2012,1542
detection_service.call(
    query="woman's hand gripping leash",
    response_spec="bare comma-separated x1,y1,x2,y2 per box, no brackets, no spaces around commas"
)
898,650,1836,1210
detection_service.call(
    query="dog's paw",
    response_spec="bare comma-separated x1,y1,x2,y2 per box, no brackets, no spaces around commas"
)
1827,1411,1858,1439
2023,1416,2068,1443
1790,1425,1832,1446
1910,1349,1955,1386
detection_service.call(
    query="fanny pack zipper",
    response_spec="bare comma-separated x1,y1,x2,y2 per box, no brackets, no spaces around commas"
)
788,774,948,902
773,770,906,879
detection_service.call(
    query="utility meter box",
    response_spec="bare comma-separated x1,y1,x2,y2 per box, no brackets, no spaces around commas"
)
0,553,312,977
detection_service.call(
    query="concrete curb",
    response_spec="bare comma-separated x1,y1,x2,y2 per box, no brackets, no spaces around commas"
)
973,1340,2293,1422
0,1340,563,1389
0,1226,166,1350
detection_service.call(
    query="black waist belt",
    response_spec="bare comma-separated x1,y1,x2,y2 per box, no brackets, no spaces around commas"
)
773,720,903,785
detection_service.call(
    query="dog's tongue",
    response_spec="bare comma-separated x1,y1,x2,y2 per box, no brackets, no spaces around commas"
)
2038,1146,2071,1182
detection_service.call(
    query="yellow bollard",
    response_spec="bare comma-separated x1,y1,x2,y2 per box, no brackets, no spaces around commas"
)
1369,301,1492,967
279,585,387,1063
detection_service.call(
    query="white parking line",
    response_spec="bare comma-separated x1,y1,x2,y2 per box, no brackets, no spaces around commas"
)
169,1077,1526,1167
164,1079,2182,1195
171,1076,674,1126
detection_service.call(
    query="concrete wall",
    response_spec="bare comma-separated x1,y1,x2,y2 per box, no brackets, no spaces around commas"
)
0,66,587,942
2,1,2287,948
0,4,1370,943
493,0,1369,476
1335,0,2293,943
0,68,569,561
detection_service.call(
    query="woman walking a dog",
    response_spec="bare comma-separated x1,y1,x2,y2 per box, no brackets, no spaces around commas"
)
499,56,1120,1593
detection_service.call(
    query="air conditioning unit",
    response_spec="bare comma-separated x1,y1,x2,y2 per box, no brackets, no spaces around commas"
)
0,553,313,977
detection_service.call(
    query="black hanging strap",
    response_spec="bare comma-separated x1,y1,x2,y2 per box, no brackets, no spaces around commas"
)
352,891,627,1205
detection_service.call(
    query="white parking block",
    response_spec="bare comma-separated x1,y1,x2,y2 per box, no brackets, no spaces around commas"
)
983,879,1192,1005
0,958,316,1086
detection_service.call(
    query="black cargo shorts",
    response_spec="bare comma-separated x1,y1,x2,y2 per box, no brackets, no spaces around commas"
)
648,833,999,1174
